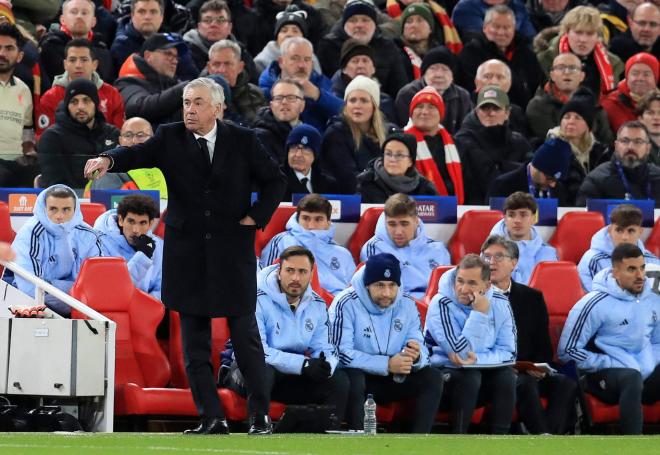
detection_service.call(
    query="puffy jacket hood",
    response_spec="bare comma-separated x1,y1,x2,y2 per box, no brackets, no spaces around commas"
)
350,266,404,316
257,263,316,311
34,184,85,237
592,266,653,302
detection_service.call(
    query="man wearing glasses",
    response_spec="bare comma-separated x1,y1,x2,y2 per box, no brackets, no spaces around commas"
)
610,2,660,64
577,120,660,207
480,235,577,434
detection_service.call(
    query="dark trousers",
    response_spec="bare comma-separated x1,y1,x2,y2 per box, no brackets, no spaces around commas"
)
261,364,350,422
344,367,444,433
180,312,269,419
440,367,516,434
585,366,660,435
516,372,577,434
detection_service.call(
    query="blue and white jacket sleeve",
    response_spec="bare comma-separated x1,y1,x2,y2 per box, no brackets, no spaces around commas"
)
12,228,44,298
577,252,595,292
308,306,340,374
259,234,282,269
256,300,306,375
469,303,516,364
425,297,472,360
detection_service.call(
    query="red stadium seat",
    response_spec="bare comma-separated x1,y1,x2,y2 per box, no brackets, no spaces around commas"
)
528,261,585,360
447,210,502,263
0,201,15,243
153,209,166,239
423,265,454,305
646,217,660,258
415,299,428,326
582,394,660,428
347,207,384,263
80,202,107,226
254,206,297,257
548,211,605,264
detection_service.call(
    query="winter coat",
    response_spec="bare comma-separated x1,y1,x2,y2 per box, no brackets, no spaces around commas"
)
360,212,451,298
254,40,323,76
609,30,660,65
253,107,295,164
280,162,338,202
228,70,267,125
486,162,572,206
357,158,438,203
601,81,655,133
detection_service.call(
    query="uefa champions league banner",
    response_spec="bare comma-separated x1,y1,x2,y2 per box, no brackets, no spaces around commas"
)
90,189,160,210
587,199,655,228
489,197,558,227
291,194,361,222
410,196,457,224
0,188,44,216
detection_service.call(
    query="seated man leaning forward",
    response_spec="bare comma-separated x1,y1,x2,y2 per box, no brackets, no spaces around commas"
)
226,246,349,425
329,253,443,434
11,184,104,317
360,193,450,298
260,193,355,295
95,194,163,299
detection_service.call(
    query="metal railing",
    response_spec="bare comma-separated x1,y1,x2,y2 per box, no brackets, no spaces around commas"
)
0,259,116,432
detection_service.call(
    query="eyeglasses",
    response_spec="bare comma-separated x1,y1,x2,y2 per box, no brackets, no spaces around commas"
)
551,65,582,73
481,253,511,263
617,137,650,146
631,19,659,29
121,132,152,141
272,95,303,103
156,50,179,61
383,151,410,161
200,17,230,25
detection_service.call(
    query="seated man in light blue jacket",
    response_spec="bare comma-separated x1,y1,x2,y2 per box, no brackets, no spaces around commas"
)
360,193,451,299
559,243,660,435
329,253,443,433
95,194,163,299
260,194,355,294
227,246,349,423
578,204,659,291
490,191,557,284
424,254,517,434
11,184,104,317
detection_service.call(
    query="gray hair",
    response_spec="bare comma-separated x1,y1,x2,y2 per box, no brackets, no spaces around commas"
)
484,4,516,27
280,36,313,56
476,58,512,82
457,254,491,282
480,235,519,260
183,77,225,107
208,39,241,61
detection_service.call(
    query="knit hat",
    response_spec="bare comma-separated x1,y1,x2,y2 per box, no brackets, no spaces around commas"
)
342,0,377,26
0,0,15,25
64,78,99,108
363,253,401,286
625,52,659,83
559,87,596,130
285,124,322,158
476,85,509,109
274,5,308,38
344,75,380,108
420,45,456,76
340,39,375,69
206,74,232,106
400,3,434,33
383,132,418,163
531,137,573,180
141,32,189,57
409,85,445,120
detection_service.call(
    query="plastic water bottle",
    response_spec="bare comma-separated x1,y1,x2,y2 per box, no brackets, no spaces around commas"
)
363,394,377,435
393,347,407,383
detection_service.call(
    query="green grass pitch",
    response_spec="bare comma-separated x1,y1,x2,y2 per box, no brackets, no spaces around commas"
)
1,433,659,455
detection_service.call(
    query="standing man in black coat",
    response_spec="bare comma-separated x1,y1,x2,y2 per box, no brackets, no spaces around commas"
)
481,235,577,434
84,77,286,435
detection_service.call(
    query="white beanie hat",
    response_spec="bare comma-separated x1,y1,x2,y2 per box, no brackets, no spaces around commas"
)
344,75,380,108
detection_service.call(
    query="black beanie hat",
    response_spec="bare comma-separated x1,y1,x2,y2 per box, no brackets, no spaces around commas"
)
274,5,308,38
363,253,401,286
420,46,456,76
340,38,375,69
382,132,417,163
559,87,596,130
64,78,99,108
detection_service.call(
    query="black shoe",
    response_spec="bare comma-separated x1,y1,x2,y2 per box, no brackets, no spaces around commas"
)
184,417,230,435
248,414,273,435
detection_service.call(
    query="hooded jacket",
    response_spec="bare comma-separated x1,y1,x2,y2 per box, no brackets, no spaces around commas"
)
253,107,295,164
559,268,660,379
424,267,517,367
360,213,451,298
260,213,355,294
11,185,104,316
94,209,163,299
490,218,558,285
36,71,125,138
227,69,267,125
328,267,429,375
578,226,660,291
256,264,339,375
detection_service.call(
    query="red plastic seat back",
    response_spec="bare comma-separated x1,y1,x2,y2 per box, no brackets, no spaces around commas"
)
70,257,170,388
169,311,230,388
347,207,384,263
528,261,585,359
646,217,660,257
415,299,429,326
448,210,502,263
549,211,605,264
423,265,454,305
255,206,297,257
0,201,15,243
80,202,107,226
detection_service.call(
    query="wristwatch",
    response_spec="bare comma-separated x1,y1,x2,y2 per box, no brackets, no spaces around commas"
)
98,153,114,170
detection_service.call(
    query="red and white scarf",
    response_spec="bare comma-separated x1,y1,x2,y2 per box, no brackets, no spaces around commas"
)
559,34,615,95
404,123,464,204
402,46,423,80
